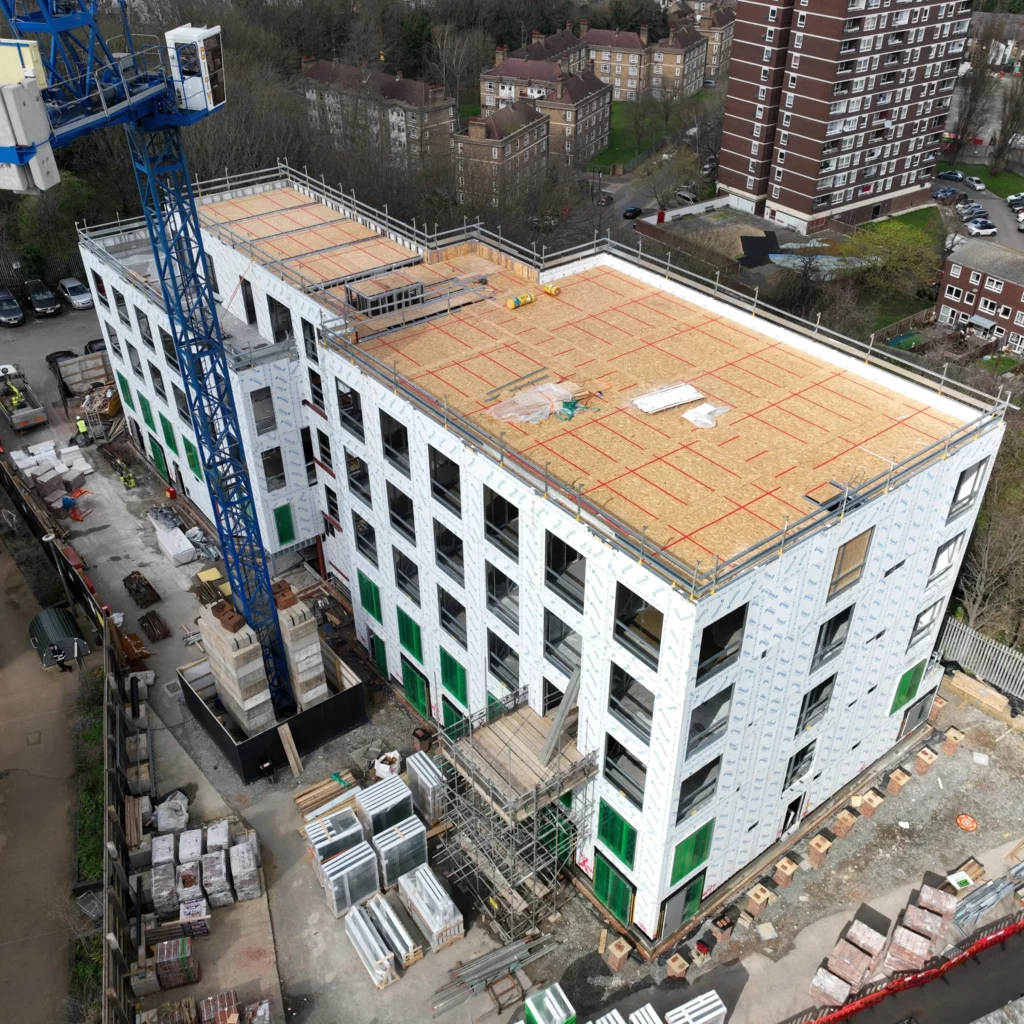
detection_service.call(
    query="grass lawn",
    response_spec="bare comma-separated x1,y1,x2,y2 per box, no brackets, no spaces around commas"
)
459,101,481,119
978,353,1021,374
862,206,943,235
590,101,658,169
936,160,1024,199
872,293,933,333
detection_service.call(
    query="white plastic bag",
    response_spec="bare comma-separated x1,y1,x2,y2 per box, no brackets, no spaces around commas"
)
154,790,190,833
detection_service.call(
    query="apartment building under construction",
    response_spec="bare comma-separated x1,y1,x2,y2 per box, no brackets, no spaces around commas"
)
78,164,1005,944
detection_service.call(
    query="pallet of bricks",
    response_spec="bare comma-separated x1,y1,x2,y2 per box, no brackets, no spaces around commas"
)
138,988,273,1023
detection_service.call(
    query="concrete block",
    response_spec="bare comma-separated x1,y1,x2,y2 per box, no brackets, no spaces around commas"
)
827,939,871,989
919,884,957,922
665,953,688,980
914,746,938,775
846,919,887,957
887,767,912,795
774,857,798,888
275,591,298,610
62,469,85,491
941,726,964,756
903,905,943,943
884,926,931,972
711,914,734,942
606,937,630,972
746,884,770,917
928,694,947,724
859,789,884,818
808,968,850,1008
807,834,831,868
833,808,859,839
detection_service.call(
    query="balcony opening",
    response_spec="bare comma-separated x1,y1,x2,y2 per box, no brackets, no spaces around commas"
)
812,605,854,670
796,675,835,734
486,561,519,632
613,584,663,670
487,629,519,690
302,317,319,364
308,368,324,410
267,295,294,344
380,410,410,476
300,427,317,485
608,663,654,744
676,757,720,821
438,586,467,646
387,482,416,543
352,510,377,565
346,449,371,504
483,485,519,560
434,520,464,584
240,278,257,325
543,609,582,677
686,686,732,759
429,446,461,515
604,735,646,810
543,677,563,715
393,547,420,605
337,382,364,440
324,485,339,523
261,447,286,492
316,428,333,471
696,604,746,682
545,532,586,612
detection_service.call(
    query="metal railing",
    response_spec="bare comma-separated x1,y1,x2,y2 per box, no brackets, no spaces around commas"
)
938,615,1024,699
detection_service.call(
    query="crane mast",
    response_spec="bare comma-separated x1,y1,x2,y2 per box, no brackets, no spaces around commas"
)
0,1,292,709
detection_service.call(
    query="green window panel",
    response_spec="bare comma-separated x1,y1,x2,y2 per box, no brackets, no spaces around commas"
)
369,631,388,677
149,436,168,482
116,371,134,411
273,503,296,546
183,438,202,480
487,692,502,721
538,805,575,865
402,657,429,718
890,660,926,715
682,869,706,923
357,570,382,623
138,392,154,431
397,607,423,662
440,647,467,705
670,818,714,886
159,412,178,454
559,790,573,809
597,799,637,869
442,697,467,738
593,850,634,924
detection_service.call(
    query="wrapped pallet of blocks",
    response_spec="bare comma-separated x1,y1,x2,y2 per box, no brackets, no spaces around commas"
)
229,841,262,901
244,1001,273,1023
322,841,379,918
152,861,179,920
198,988,238,1022
372,815,427,888
276,597,329,710
201,849,235,908
346,904,399,989
154,937,201,989
524,983,575,1024
176,861,203,902
398,863,464,952
354,775,413,836
406,750,445,826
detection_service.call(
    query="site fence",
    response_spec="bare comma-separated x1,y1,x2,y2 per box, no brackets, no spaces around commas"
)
938,615,1024,699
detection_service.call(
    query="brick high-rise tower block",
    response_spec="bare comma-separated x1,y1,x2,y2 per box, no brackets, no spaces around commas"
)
718,0,972,234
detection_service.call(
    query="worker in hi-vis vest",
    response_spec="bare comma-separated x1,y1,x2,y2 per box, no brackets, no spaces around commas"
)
76,415,88,437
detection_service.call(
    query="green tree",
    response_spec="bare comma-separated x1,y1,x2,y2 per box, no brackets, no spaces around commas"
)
838,220,940,300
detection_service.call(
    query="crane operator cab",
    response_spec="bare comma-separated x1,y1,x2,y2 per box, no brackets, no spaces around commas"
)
165,25,225,114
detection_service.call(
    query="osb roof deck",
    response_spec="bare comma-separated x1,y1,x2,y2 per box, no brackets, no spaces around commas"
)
199,187,418,285
361,261,966,568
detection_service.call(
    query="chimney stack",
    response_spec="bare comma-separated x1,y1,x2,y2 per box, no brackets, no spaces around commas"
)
467,117,488,140
640,24,649,46
580,18,589,38
532,28,545,44
495,44,507,66
557,77,564,100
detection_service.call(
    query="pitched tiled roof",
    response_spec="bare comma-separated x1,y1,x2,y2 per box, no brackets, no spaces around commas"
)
709,8,735,28
510,28,582,63
302,60,448,107
540,71,610,105
466,99,547,140
582,28,646,51
948,239,1024,286
653,27,707,53
482,58,562,82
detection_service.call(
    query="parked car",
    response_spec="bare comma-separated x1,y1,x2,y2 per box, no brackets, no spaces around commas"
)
702,159,717,176
1009,197,1024,210
45,349,77,373
83,338,107,354
935,169,965,181
1007,192,1024,204
24,278,61,317
0,287,25,327
931,188,958,204
958,206,987,221
57,277,93,310
955,194,977,207
675,187,699,204
622,207,643,219
965,176,986,191
597,191,613,206
967,219,998,237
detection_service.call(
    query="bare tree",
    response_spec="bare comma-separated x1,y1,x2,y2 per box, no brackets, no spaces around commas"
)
948,23,1001,166
989,73,1024,174
627,92,655,158
428,24,491,105
635,149,700,209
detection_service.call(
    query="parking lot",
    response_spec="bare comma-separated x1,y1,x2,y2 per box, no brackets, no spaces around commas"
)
935,174,1024,251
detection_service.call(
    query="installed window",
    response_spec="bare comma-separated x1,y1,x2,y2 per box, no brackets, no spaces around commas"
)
250,387,276,434
544,609,582,677
380,410,410,475
948,458,987,520
138,309,153,348
438,587,467,646
324,484,339,521
486,562,519,632
483,486,519,559
387,482,416,543
908,600,942,648
434,521,464,584
261,447,286,492
545,532,586,612
796,675,835,733
161,327,179,370
613,584,663,670
172,383,190,425
308,368,324,409
353,511,377,565
487,630,519,690
812,605,853,670
677,757,720,821
346,450,371,504
604,735,646,810
784,741,816,790
393,547,420,605
696,604,746,682
608,663,655,744
149,363,166,400
686,686,732,758
127,342,143,379
316,428,333,471
429,446,461,515
337,382,364,439
929,533,963,585
829,528,872,599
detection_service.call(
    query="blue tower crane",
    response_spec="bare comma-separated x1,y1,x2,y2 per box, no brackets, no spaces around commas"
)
0,1,292,710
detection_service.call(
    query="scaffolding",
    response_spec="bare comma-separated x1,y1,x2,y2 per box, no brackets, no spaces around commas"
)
433,691,597,941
